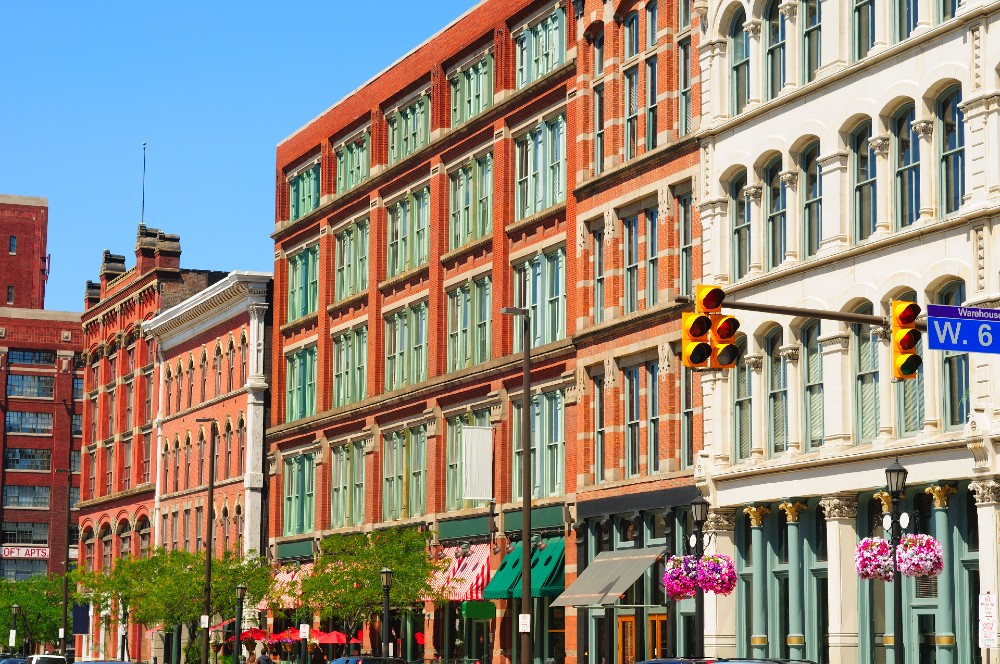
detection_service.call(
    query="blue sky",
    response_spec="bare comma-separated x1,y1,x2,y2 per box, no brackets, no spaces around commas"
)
0,1,475,312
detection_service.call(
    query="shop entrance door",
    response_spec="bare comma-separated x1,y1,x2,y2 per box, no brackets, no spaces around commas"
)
648,615,668,659
617,616,636,664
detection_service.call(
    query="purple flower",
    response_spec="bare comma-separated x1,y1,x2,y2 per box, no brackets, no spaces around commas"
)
663,555,699,600
696,554,737,595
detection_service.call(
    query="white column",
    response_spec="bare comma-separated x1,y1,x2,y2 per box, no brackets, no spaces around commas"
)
873,326,894,444
699,39,728,125
702,369,731,468
913,119,936,221
704,509,738,658
744,20,763,108
868,135,892,235
780,345,802,455
746,354,765,459
816,0,846,73
780,170,800,262
820,495,860,664
818,330,851,449
816,152,850,253
915,0,933,31
959,91,1000,208
743,184,764,275
971,480,1000,662
872,0,890,53
778,2,799,92
244,300,269,558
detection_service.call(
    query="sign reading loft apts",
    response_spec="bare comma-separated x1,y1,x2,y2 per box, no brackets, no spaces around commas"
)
926,304,1000,354
1,546,49,559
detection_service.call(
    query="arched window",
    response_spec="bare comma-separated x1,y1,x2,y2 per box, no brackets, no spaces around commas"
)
733,336,752,460
730,9,750,115
199,351,208,402
764,159,786,269
235,504,244,553
853,122,877,241
731,171,751,279
764,0,786,99
222,506,230,553
117,520,132,559
172,441,180,493
213,424,221,481
893,105,920,228
802,320,824,449
198,432,205,485
802,0,821,81
237,418,246,475
854,0,875,60
184,438,192,490
802,143,822,257
897,0,917,40
766,328,788,454
161,446,170,493
853,302,879,442
175,364,184,412
240,335,249,384
939,280,969,428
187,359,195,407
215,345,223,395
624,12,640,58
224,423,233,481
938,87,965,214
227,341,235,392
100,524,113,570
896,289,924,436
165,369,173,416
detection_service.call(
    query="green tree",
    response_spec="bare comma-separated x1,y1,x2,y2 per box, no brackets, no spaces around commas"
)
297,527,446,641
0,574,66,651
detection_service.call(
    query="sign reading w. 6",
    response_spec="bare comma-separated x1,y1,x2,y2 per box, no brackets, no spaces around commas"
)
926,304,1000,354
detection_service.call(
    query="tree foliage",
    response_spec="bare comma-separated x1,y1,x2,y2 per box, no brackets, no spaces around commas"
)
0,574,66,650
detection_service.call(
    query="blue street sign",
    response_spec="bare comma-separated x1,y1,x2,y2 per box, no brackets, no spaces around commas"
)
927,304,1000,354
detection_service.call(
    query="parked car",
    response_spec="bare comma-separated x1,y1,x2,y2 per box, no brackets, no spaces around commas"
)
639,659,818,664
0,657,27,664
25,655,67,664
329,657,409,664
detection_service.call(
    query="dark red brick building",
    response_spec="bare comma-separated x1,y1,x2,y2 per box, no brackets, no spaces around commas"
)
0,194,49,309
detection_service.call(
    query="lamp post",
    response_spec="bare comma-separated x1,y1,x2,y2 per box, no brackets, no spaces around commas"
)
235,583,247,661
380,567,393,658
500,306,532,664
10,604,20,654
196,418,219,664
689,494,709,659
53,466,74,656
885,459,909,664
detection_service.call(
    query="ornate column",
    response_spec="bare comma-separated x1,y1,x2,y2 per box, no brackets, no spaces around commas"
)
705,509,738,658
745,354,765,460
743,20,762,108
780,345,802,455
868,136,892,235
958,91,1000,206
926,484,957,664
698,39,728,125
244,299,269,557
744,505,771,657
912,119,936,221
818,331,851,449
742,184,764,276
779,501,808,659
816,152,850,253
971,479,1000,662
779,170,799,262
872,326,894,444
819,495,860,664
777,2,799,93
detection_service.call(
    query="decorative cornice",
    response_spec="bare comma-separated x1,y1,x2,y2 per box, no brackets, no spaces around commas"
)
925,484,957,509
778,501,808,523
819,495,858,519
743,505,770,527
778,345,800,363
817,332,850,351
705,508,737,532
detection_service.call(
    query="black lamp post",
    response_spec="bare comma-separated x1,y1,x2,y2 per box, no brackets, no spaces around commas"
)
11,604,20,655
380,567,393,658
235,583,247,661
885,459,908,664
689,495,709,659
195,418,219,664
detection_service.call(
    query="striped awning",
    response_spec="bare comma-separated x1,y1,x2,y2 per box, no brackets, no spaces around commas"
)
259,562,313,610
441,543,491,601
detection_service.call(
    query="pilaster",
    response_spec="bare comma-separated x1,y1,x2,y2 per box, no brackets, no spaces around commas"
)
926,484,957,664
818,331,851,449
971,480,1000,662
744,505,770,657
704,509,737,658
779,501,807,659
819,495,859,664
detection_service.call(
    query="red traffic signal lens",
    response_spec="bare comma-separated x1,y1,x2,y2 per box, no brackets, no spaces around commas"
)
714,316,740,339
897,329,921,351
699,286,725,311
894,302,920,326
685,313,712,338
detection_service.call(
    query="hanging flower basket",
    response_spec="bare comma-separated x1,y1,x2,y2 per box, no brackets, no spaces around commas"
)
854,537,894,581
662,554,699,600
896,533,944,578
697,554,737,596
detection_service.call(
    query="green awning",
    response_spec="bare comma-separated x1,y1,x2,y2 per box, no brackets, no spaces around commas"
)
483,541,524,599
511,536,565,598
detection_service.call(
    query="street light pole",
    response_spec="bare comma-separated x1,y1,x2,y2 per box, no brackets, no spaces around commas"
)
53,466,73,656
380,567,393,658
690,495,709,659
501,306,532,664
235,584,247,662
886,459,908,664
11,604,20,655
196,418,219,664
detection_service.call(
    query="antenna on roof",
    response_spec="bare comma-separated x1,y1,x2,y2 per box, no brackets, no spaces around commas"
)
141,141,147,223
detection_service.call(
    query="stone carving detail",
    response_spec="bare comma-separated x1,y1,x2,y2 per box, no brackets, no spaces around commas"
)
912,120,934,138
872,491,893,515
743,354,763,372
868,136,890,156
577,220,588,252
741,185,763,202
818,495,858,519
975,226,986,291
743,19,761,38
705,509,737,532
603,210,615,241
743,505,770,527
778,345,799,363
778,0,797,20
778,501,808,523
603,357,617,387
925,484,957,508
657,343,671,377
871,326,890,342
576,367,588,398
970,479,1000,504
818,332,850,351
779,170,798,189
972,26,982,89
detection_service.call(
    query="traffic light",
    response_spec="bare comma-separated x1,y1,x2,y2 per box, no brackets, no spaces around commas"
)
694,284,725,314
681,311,712,368
891,300,922,380
711,314,741,368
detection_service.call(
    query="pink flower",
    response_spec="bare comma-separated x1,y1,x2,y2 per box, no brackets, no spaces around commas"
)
855,537,894,581
896,533,944,578
663,555,698,600
697,554,737,596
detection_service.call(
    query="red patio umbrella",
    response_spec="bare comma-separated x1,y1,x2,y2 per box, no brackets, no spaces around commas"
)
414,632,425,645
315,631,348,645
273,628,302,641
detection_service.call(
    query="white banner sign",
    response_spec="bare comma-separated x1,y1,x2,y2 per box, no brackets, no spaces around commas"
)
981,593,998,648
1,546,49,559
299,624,310,640
461,426,494,500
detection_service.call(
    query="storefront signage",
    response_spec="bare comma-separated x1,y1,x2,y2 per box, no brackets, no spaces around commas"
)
1,546,49,559
980,592,998,648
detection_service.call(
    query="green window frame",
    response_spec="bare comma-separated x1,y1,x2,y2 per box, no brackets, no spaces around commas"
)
350,441,365,525
679,0,691,27
766,329,788,454
764,0,786,99
282,452,315,536
765,159,786,270
593,84,605,175
384,302,428,392
445,410,489,511
625,66,639,160
335,133,370,195
382,425,427,521
678,39,692,136
645,56,658,150
893,105,920,229
447,278,492,372
802,321,824,449
593,230,605,323
854,0,875,60
284,346,317,423
853,303,879,443
677,192,693,295
387,188,430,277
941,0,958,20
647,361,660,473
287,245,319,320
733,337,752,460
516,8,566,88
449,154,493,249
730,9,750,115
450,55,494,126
514,114,566,220
387,95,430,165
289,163,320,221
624,215,640,313
896,0,918,40
593,375,605,482
334,218,369,301
513,247,566,350
512,389,565,500
333,326,367,408
624,12,640,58
939,280,969,429
647,207,659,306
802,144,822,257
681,367,695,468
895,290,924,436
853,122,877,242
802,0,821,82
731,173,751,280
625,365,641,477
330,444,349,528
938,87,964,214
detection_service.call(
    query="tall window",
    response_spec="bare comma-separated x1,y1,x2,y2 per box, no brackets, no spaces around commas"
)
939,88,965,214
765,159,787,269
387,188,430,277
853,122,877,242
647,1,658,44
285,346,317,422
515,115,566,219
802,321,824,449
447,278,492,371
516,8,566,88
647,207,659,306
407,427,427,519
802,0,821,81
624,215,640,313
199,352,208,402
625,66,639,160
893,105,920,228
678,193,693,294
765,0,786,99
336,133,370,195
334,218,369,301
350,441,365,525
939,281,969,428
730,10,750,115
445,410,490,510
512,390,565,499
679,0,692,27
382,425,426,522
941,0,958,20
451,55,494,125
766,329,788,454
513,248,566,350
681,368,695,468
853,303,879,443
646,56,658,150
214,347,223,395
802,144,822,257
384,302,429,391
593,231,605,323
854,0,875,60
733,338,752,460
625,366,641,476
731,172,751,279
647,361,660,472
289,163,320,221
593,31,604,76
594,84,605,174
593,376,605,483
7,236,15,255
897,0,917,40
387,95,430,165
282,453,315,536
287,245,319,320
896,290,924,436
330,444,349,528
624,12,641,58
333,326,367,408
226,342,235,392
678,39,692,135
449,154,493,249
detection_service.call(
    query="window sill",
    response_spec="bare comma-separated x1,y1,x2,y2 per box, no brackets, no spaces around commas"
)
378,263,429,292
441,235,493,264
326,291,368,318
279,312,319,336
505,202,567,237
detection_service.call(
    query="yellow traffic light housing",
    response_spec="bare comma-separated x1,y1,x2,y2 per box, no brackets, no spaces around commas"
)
711,314,741,369
682,312,712,368
891,300,922,380
694,284,725,314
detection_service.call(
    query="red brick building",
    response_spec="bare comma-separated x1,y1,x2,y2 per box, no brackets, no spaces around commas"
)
0,194,49,309
77,225,226,662
267,1,704,663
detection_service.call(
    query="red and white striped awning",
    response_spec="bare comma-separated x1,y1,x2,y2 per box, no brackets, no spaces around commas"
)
259,562,313,610
441,543,491,601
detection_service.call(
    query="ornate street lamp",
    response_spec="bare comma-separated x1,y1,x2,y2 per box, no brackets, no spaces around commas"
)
689,494,710,659
885,458,908,664
380,567,393,658
235,584,247,659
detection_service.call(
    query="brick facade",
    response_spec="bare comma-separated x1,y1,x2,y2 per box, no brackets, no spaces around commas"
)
0,194,49,309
